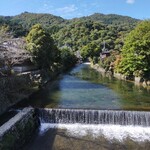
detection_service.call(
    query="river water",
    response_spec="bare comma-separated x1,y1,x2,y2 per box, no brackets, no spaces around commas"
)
24,63,150,110
23,63,150,150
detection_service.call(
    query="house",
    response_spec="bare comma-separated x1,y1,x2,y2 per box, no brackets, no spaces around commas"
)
0,38,36,74
100,51,111,59
100,42,111,59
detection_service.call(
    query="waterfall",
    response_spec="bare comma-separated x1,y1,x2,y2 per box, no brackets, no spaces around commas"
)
37,108,150,126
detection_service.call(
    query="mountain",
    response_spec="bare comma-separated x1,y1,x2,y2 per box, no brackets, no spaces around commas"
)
11,12,66,29
81,13,140,25
0,12,141,53
0,12,140,37
0,12,142,69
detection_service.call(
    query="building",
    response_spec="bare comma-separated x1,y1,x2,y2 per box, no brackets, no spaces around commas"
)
100,42,111,59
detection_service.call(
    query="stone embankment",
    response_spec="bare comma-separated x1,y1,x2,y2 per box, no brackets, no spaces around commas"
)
91,64,106,73
92,64,150,88
0,108,39,150
0,71,41,116
0,62,61,115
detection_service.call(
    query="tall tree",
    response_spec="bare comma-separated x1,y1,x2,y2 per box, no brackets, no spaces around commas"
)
26,24,59,69
116,20,150,78
60,47,77,70
80,42,101,60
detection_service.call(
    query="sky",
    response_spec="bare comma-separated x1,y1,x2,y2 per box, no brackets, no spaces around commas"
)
0,0,149,20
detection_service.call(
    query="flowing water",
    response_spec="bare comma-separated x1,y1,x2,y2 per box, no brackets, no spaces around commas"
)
38,108,150,126
24,109,150,150
22,63,150,110
22,63,150,150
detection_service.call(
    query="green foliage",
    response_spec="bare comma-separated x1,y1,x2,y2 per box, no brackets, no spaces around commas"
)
0,12,139,46
0,12,65,37
99,53,116,71
53,17,137,60
80,41,101,60
116,20,150,78
60,48,77,70
11,12,65,33
83,13,139,25
0,12,140,72
0,25,11,43
0,16,26,37
26,24,59,69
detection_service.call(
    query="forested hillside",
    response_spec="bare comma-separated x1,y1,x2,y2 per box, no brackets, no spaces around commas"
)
0,12,141,73
0,12,149,115
80,13,139,25
0,12,139,37
0,12,66,37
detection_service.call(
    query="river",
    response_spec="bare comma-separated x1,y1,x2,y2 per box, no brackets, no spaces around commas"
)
22,63,150,150
21,63,150,110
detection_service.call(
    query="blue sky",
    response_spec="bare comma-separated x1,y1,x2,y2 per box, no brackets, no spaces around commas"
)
0,0,149,19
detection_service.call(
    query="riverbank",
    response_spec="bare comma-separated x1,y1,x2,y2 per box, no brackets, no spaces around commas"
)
0,73,37,116
0,61,78,116
0,68,58,116
0,64,77,149
91,63,150,89
15,63,150,110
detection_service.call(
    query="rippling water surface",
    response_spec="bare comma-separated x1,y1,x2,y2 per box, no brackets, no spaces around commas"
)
24,63,150,110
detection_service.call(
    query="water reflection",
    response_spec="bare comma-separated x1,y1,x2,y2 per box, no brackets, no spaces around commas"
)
73,64,150,110
23,63,150,110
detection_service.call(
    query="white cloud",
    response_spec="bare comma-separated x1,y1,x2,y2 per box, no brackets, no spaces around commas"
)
44,4,48,7
126,0,135,4
56,4,78,14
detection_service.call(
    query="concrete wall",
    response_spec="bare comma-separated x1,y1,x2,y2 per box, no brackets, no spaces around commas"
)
0,108,39,150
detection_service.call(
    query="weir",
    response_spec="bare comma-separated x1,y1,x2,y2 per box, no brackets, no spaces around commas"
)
37,108,150,126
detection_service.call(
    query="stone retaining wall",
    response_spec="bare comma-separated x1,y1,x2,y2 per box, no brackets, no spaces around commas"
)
0,66,62,116
92,64,150,88
114,72,128,80
0,108,39,150
91,64,106,73
0,73,39,115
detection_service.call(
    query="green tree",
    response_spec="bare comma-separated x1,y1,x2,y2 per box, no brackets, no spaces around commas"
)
26,24,59,69
0,25,11,43
60,48,77,70
116,20,150,78
80,42,100,60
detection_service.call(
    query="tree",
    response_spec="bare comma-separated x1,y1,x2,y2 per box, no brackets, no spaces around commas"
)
26,24,59,69
60,47,77,70
116,20,150,78
0,25,12,44
80,42,100,60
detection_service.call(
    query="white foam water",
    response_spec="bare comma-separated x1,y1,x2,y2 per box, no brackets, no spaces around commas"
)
39,109,150,126
83,62,91,65
40,123,150,142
